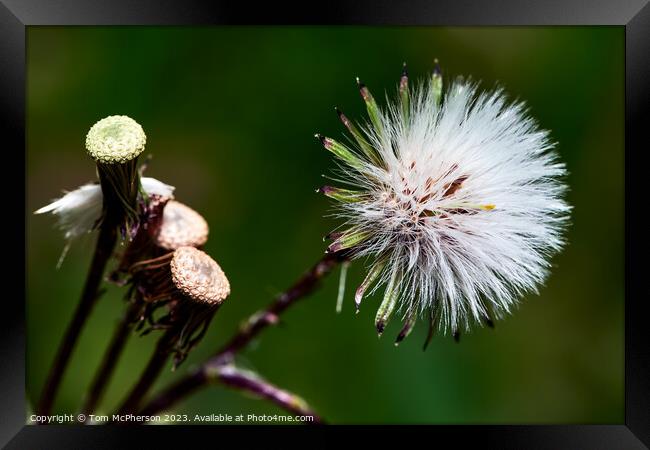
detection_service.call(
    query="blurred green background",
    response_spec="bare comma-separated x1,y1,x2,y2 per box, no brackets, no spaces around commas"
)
26,27,624,424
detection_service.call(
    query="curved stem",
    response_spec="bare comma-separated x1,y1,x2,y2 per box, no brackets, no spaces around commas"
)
115,299,220,416
138,365,322,423
36,223,117,415
211,364,322,423
215,252,345,364
138,251,345,418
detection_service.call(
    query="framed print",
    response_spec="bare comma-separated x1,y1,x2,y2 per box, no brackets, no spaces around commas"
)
2,0,648,448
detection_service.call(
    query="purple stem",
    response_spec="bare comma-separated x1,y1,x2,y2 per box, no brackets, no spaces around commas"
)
137,252,346,419
37,223,117,415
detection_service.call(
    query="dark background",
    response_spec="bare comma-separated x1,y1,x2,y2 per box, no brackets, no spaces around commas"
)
26,26,623,423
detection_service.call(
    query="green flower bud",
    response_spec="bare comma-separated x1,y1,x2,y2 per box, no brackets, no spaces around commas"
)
85,115,146,164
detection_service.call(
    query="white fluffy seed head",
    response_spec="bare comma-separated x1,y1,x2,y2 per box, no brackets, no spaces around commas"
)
322,74,571,334
85,115,146,164
170,246,230,305
155,201,209,250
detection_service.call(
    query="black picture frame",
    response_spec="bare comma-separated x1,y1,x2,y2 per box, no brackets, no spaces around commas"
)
2,1,648,447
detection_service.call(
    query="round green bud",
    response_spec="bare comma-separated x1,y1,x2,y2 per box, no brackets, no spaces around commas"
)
85,115,146,164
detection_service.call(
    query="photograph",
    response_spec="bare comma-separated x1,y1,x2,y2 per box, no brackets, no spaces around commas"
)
24,25,625,426
0,0,645,444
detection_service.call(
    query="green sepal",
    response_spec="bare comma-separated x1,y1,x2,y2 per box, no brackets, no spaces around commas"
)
335,107,381,166
317,185,364,203
354,258,387,312
327,227,370,253
395,309,417,345
430,59,443,106
356,78,384,138
375,269,401,336
315,134,364,171
399,63,409,126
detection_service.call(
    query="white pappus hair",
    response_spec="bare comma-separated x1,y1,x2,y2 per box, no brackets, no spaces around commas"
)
317,65,570,343
35,177,175,266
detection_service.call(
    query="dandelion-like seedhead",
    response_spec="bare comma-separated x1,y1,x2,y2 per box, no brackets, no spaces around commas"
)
85,115,146,164
317,63,570,343
155,201,209,250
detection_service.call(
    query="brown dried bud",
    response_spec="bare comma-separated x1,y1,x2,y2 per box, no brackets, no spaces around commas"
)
154,201,209,250
170,246,230,305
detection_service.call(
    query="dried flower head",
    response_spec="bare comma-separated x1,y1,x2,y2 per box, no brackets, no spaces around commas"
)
155,201,209,250
170,246,230,305
85,115,146,164
127,246,230,367
317,63,570,343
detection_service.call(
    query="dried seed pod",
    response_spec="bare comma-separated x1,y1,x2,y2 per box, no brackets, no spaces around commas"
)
170,246,230,305
154,201,209,250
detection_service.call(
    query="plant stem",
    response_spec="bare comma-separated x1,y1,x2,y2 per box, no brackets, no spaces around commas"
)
36,223,118,415
137,369,205,416
116,328,176,414
81,301,141,415
137,251,345,417
215,365,322,423
215,251,346,364
138,364,322,423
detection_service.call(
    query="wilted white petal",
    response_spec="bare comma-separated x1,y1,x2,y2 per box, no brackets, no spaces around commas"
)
142,176,175,199
35,183,103,240
35,177,174,242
